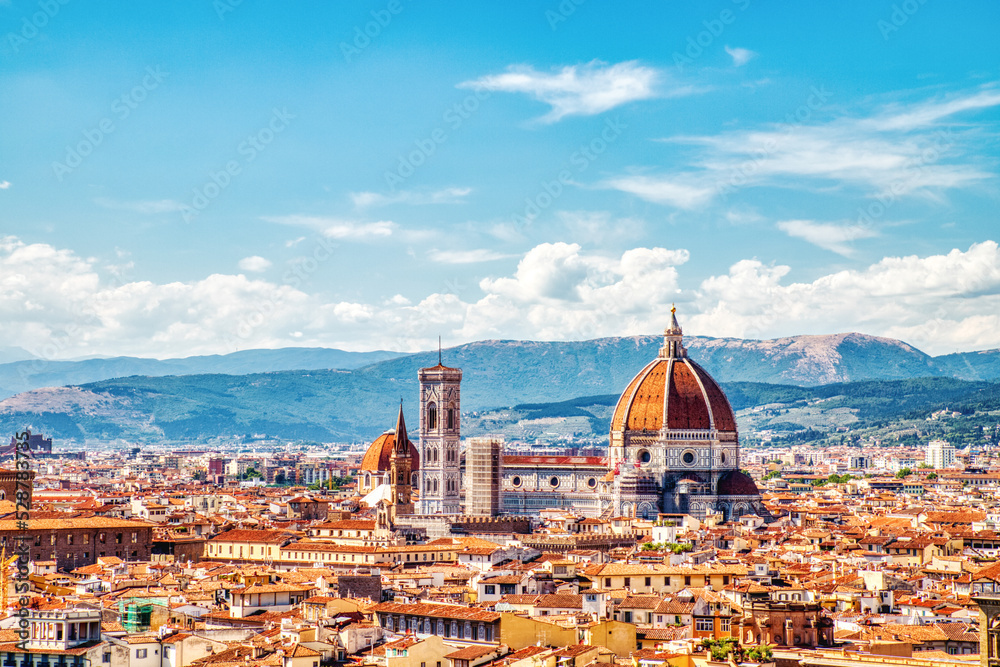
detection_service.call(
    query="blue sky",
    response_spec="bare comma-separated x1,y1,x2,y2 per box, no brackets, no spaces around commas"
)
1,1,999,359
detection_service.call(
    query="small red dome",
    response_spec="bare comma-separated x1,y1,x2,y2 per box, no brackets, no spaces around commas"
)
716,470,759,496
360,431,420,472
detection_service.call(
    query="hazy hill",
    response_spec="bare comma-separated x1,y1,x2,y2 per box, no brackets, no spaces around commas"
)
0,347,404,400
2,331,1000,444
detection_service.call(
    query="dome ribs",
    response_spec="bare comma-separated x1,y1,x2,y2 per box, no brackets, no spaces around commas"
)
627,361,668,431
612,360,657,431
667,361,712,430
694,360,737,432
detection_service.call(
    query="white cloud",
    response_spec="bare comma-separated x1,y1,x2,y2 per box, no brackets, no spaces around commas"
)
602,174,717,209
93,197,187,214
4,236,1000,360
606,84,1000,208
352,187,471,209
238,256,272,273
556,211,645,244
689,241,1000,355
0,181,10,190
262,215,396,240
428,249,516,264
459,60,664,123
776,219,879,256
725,46,756,67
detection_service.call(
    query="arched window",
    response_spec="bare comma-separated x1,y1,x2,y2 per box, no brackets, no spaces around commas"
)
427,403,437,430
447,405,455,430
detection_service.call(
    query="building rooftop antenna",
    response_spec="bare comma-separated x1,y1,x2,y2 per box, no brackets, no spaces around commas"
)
438,335,442,365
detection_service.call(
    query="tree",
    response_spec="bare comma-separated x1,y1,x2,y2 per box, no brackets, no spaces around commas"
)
746,645,773,661
917,462,932,469
895,468,913,479
927,472,938,480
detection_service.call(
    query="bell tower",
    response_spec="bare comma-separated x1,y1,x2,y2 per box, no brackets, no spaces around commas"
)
417,347,462,514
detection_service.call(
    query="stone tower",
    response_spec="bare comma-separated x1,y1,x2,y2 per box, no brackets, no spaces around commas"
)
389,401,414,518
417,355,462,514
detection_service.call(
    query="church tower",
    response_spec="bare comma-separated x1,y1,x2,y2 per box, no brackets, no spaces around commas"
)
417,353,462,514
389,401,414,518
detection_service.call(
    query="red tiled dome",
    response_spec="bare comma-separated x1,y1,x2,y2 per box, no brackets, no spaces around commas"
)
716,470,760,496
359,431,420,472
611,357,737,434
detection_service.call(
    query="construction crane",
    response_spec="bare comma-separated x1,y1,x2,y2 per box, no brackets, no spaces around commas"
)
0,546,20,612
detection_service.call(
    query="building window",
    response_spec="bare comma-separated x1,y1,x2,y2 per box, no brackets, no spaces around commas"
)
427,403,437,429
645,577,651,587
50,535,56,546
624,577,630,587
67,534,74,545
485,585,495,595
605,578,611,587
103,653,111,664
695,618,713,632
685,576,691,586
721,617,731,632
447,406,455,430
83,534,90,544
137,649,148,658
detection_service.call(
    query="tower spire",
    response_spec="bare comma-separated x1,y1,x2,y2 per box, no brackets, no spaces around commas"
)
659,304,687,359
394,398,408,455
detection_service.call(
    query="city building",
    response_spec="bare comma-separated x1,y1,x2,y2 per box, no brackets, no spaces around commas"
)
926,439,957,469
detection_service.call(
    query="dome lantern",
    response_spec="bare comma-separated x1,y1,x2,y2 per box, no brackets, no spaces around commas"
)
659,305,687,359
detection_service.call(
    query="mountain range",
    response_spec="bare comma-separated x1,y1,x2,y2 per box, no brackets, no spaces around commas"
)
1,332,999,444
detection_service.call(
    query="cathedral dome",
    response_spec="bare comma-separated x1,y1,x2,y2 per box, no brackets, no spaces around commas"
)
716,470,760,496
360,429,420,472
611,311,736,434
